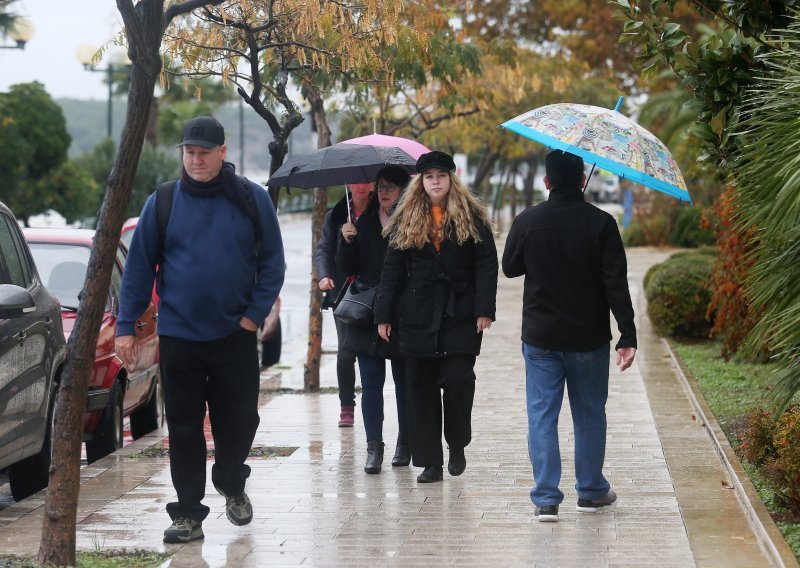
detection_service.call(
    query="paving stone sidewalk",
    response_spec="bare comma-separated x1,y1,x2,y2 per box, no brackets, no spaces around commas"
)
0,247,781,567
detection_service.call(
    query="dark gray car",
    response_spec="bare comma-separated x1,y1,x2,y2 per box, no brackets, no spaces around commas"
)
0,201,66,501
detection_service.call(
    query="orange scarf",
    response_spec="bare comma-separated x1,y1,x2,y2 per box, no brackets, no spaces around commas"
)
431,205,444,251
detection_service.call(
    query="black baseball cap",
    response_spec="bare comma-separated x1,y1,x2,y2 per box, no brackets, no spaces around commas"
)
176,116,225,148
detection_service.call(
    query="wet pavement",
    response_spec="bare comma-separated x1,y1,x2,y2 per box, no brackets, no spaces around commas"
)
0,219,794,567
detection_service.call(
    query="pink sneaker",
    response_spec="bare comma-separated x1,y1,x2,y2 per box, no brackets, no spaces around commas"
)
339,406,354,427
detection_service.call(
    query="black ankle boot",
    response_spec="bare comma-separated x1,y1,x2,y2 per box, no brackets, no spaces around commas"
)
448,446,466,476
416,465,443,483
391,434,410,467
364,440,384,474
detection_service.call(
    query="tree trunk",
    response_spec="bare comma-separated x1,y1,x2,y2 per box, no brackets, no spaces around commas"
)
303,86,331,392
37,0,226,564
145,95,160,146
473,148,499,200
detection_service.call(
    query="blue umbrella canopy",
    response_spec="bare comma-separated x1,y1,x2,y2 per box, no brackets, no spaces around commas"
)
500,98,692,202
267,142,417,189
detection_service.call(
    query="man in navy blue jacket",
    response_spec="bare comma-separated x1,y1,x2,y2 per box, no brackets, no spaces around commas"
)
502,150,636,523
116,116,285,544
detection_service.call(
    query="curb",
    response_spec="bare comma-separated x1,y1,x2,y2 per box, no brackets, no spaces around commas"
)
663,338,799,568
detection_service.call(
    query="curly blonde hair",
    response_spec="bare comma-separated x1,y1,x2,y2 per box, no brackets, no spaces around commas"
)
383,170,492,249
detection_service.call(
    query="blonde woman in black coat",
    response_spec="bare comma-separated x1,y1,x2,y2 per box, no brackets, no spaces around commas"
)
374,151,498,483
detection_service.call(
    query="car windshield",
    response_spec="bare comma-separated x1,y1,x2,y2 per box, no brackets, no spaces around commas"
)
27,243,93,310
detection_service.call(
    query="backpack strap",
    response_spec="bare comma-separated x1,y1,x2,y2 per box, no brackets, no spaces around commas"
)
236,175,263,258
154,180,177,264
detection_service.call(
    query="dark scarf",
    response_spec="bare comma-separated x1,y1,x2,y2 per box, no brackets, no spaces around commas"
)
180,161,253,216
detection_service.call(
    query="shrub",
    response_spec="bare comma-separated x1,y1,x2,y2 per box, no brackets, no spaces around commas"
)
645,251,716,338
737,406,800,514
668,205,716,247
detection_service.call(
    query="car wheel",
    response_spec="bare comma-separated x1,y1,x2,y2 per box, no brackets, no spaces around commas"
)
85,379,124,464
130,372,164,439
261,316,282,368
8,393,55,502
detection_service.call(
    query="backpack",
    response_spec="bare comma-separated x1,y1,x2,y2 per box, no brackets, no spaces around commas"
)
153,176,262,262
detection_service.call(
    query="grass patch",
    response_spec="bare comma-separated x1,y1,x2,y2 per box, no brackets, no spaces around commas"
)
672,339,800,559
0,550,170,567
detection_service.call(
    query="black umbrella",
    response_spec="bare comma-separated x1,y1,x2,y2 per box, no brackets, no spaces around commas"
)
266,142,417,189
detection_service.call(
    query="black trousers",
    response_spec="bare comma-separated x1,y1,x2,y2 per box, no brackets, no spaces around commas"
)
334,316,357,407
159,329,261,521
406,355,476,467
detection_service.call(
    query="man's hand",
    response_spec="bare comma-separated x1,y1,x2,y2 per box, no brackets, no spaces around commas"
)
616,347,637,372
319,277,335,291
378,323,392,342
115,335,139,368
476,316,492,333
239,316,259,332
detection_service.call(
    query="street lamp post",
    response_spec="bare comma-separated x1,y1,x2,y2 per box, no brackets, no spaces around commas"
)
0,17,34,49
76,45,130,140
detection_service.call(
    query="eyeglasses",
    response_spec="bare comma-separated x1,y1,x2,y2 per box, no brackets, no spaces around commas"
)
376,182,400,193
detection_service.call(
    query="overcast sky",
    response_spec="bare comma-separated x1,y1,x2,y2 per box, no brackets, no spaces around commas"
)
1,0,123,100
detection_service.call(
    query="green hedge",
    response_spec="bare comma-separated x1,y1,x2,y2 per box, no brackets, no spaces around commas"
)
645,250,717,338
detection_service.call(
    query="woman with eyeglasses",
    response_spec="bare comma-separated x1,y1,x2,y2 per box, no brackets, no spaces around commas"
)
336,165,412,474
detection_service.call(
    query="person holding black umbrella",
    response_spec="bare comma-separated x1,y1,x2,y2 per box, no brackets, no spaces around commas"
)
336,166,411,474
374,151,498,483
315,182,373,427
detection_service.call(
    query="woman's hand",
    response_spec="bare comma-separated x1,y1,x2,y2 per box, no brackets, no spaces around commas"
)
341,222,357,243
318,277,334,291
378,323,392,342
476,316,492,333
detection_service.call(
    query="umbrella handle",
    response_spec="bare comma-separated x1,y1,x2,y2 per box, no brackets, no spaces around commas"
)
345,182,351,223
583,163,596,193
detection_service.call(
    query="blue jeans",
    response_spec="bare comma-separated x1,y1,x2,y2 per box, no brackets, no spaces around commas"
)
357,354,407,442
522,342,611,506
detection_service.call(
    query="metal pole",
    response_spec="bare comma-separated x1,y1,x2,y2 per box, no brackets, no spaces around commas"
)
106,64,113,139
239,97,245,174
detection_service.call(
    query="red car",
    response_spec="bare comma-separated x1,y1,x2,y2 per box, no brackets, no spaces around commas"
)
23,228,163,463
122,217,282,368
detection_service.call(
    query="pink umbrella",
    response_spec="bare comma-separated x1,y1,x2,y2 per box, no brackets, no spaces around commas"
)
340,133,430,160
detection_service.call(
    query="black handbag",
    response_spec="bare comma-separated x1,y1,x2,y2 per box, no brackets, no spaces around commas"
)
333,281,377,326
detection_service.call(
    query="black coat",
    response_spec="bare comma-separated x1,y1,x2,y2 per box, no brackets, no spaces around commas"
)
501,188,636,351
315,197,350,309
335,203,396,358
373,220,498,358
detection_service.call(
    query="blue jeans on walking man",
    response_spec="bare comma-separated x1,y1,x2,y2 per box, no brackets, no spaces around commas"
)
523,342,611,507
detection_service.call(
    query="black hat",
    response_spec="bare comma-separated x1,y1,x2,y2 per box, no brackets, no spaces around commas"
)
416,151,456,174
177,116,225,148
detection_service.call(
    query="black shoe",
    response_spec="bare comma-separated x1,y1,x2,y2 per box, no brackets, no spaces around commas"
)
535,504,559,522
416,466,443,483
447,446,466,476
576,490,617,513
391,434,410,467
365,440,384,474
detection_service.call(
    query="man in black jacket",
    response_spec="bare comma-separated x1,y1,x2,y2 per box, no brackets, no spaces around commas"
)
501,150,636,523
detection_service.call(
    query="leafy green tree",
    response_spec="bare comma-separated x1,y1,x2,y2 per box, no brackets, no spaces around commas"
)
730,14,800,409
614,1,800,404
0,82,73,222
76,138,180,219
